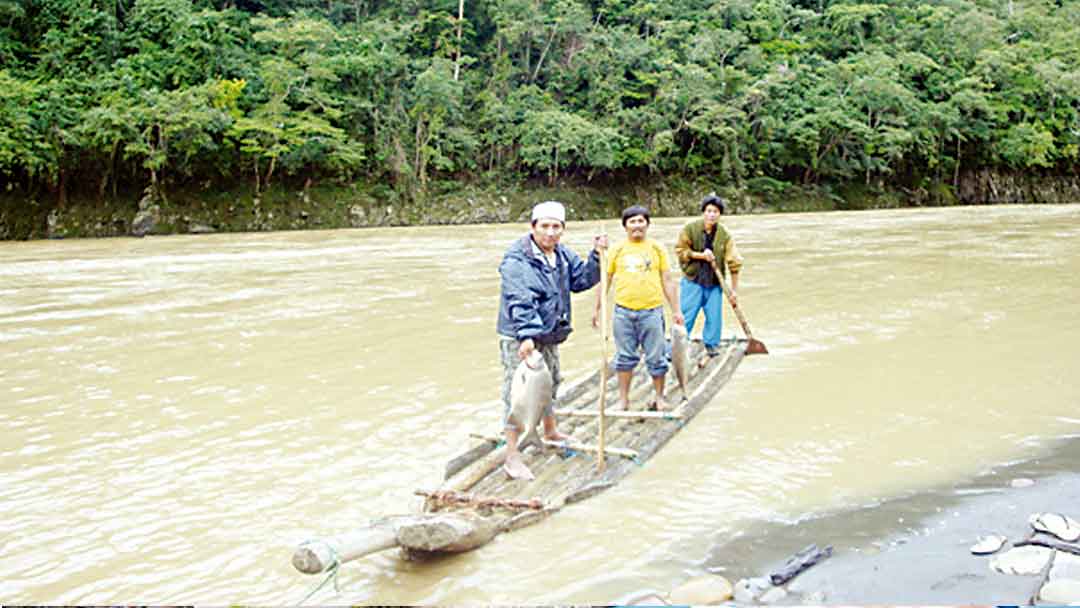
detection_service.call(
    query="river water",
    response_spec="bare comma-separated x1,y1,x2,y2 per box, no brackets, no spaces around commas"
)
1,205,1078,604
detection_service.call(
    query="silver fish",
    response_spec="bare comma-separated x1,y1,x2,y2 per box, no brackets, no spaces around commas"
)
671,324,690,401
508,351,553,450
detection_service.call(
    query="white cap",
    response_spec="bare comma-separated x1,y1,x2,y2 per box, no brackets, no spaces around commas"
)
531,201,566,224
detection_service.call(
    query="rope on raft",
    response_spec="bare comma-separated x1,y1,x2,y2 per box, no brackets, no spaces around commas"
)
415,489,545,511
294,541,341,604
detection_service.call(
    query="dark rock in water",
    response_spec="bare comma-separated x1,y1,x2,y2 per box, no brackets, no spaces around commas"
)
770,543,833,585
131,205,160,237
46,209,62,239
132,188,161,236
348,204,367,227
137,192,155,211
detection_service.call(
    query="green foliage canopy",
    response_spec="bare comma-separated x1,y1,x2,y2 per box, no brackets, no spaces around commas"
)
1,0,1078,203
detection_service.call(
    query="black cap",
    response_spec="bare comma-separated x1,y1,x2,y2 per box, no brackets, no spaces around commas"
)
701,192,727,213
621,205,650,226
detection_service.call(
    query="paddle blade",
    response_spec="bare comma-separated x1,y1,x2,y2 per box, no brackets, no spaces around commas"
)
746,339,769,355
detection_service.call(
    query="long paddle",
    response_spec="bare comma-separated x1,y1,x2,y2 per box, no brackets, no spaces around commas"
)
711,260,768,355
597,238,609,472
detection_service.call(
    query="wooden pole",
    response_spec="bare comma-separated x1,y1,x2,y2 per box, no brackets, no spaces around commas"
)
552,438,636,459
597,231,609,472
710,260,768,355
292,522,400,574
467,433,638,459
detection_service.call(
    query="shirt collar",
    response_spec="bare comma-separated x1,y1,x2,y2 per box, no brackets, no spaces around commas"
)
530,238,557,266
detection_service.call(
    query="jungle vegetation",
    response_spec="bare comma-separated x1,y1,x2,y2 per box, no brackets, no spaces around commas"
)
1,0,1078,208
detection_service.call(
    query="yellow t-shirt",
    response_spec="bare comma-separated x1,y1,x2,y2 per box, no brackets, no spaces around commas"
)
607,238,669,310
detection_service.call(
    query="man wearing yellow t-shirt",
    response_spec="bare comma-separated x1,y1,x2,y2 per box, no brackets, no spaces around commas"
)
593,205,685,411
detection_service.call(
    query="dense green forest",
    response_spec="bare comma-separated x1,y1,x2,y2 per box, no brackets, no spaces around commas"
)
1,0,1079,227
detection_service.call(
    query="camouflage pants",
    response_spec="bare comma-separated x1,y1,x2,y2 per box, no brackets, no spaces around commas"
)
499,337,562,430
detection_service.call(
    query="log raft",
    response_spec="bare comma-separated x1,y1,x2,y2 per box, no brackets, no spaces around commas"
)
292,339,748,575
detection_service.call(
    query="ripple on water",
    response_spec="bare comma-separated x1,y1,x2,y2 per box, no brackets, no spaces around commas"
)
3,208,1080,602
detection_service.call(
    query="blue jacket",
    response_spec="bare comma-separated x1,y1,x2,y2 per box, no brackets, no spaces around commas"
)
497,235,601,344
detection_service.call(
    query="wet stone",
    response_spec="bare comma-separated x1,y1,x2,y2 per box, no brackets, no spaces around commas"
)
1039,579,1080,604
759,586,788,604
348,204,366,227
131,205,159,237
1050,552,1080,581
990,546,1052,575
734,576,773,603
669,574,734,605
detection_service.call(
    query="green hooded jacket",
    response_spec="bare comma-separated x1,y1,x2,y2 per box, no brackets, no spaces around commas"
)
675,218,734,281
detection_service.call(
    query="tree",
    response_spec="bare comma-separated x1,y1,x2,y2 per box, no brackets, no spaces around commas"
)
518,108,623,184
229,15,362,191
119,84,231,198
0,72,49,186
405,57,465,188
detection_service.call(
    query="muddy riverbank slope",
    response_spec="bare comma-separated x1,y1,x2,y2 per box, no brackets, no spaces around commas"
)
3,171,1079,240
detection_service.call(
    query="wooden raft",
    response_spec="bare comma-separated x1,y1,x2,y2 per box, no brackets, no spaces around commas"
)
292,338,748,574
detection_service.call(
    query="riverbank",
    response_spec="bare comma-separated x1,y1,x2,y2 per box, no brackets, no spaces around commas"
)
692,437,1080,605
3,171,1079,240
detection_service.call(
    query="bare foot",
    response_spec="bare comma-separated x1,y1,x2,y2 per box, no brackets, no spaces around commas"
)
543,430,569,443
503,453,535,480
654,398,674,412
619,400,632,411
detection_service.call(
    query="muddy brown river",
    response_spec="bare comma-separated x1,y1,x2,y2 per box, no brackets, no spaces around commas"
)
1,204,1078,603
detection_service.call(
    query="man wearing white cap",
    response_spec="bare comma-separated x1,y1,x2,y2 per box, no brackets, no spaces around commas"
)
496,201,608,480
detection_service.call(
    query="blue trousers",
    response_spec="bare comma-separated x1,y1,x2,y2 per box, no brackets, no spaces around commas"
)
613,305,668,377
680,277,723,348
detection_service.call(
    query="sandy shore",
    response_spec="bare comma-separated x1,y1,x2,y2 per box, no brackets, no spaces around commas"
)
701,438,1080,604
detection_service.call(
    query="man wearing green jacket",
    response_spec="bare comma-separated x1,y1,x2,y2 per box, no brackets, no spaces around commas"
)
674,193,743,356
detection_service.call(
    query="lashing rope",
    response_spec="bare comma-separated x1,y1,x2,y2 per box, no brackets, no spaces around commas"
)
295,542,341,605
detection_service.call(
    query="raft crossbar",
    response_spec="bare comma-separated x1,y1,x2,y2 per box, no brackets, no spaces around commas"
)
553,408,685,420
